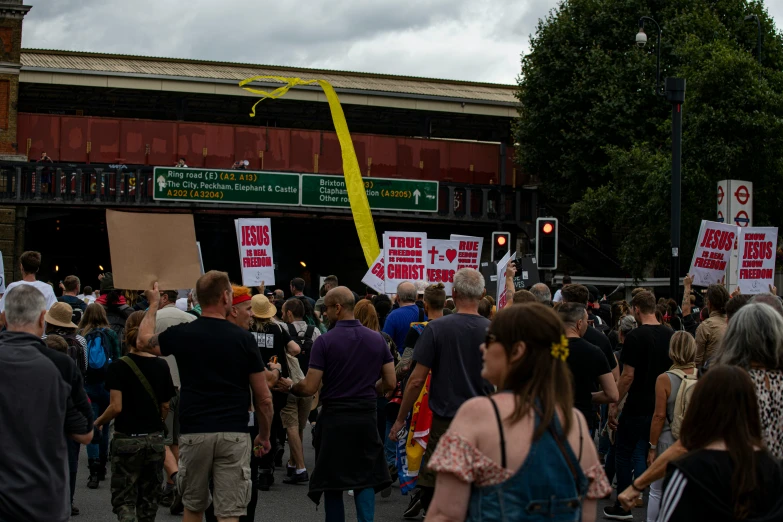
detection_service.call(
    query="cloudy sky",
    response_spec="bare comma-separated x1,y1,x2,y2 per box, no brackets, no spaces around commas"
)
20,0,783,85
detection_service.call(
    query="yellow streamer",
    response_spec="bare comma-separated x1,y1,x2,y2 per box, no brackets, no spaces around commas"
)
239,75,380,267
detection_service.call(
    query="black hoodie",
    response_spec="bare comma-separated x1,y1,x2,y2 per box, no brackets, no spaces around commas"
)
661,449,783,522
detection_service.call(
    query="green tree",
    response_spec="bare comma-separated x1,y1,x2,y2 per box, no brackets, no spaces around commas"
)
516,0,783,280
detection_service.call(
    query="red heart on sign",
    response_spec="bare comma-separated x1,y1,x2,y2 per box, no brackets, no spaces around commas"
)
446,249,457,263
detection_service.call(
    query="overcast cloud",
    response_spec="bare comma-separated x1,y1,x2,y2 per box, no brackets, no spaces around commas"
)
20,0,783,85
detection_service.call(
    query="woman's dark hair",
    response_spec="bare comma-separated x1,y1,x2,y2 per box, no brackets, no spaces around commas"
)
490,303,573,441
373,294,392,326
78,303,110,337
478,298,492,318
611,300,631,328
679,366,764,519
124,311,145,351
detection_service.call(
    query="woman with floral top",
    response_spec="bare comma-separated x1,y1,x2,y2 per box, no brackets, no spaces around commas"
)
426,303,610,522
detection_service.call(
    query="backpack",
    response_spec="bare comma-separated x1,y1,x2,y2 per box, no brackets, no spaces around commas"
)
105,305,133,354
85,328,113,384
60,332,86,378
287,323,316,374
667,369,698,440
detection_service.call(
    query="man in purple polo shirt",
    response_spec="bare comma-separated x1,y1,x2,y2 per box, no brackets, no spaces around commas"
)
292,286,397,521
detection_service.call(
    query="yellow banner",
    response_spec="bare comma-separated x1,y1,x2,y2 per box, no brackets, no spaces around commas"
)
239,75,380,267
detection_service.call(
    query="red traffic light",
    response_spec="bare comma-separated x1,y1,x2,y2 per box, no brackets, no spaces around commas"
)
542,223,554,234
496,235,507,246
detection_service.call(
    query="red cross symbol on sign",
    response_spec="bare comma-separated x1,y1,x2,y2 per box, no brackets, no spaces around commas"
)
734,185,750,205
717,185,724,205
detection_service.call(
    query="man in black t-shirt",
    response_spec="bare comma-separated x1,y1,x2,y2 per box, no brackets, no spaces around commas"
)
138,272,274,522
558,303,618,434
561,284,619,382
605,290,674,520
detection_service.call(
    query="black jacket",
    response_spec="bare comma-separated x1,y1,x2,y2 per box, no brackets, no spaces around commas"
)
662,449,783,522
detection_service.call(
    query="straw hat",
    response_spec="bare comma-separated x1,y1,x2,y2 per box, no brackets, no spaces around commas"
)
251,294,277,319
45,302,78,329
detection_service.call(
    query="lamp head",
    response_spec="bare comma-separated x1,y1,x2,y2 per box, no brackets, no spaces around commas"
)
636,27,648,48
744,14,755,22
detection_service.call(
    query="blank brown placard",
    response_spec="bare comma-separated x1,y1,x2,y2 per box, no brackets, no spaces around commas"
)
106,209,201,291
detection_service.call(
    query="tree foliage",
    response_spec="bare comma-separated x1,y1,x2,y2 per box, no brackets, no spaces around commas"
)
515,0,783,279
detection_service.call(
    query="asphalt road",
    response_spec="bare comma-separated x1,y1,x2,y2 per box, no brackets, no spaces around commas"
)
70,429,646,521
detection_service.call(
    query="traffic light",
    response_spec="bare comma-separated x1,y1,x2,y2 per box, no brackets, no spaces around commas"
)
536,217,558,270
491,231,511,262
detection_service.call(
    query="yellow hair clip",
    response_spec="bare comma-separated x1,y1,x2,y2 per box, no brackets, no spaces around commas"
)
551,335,570,362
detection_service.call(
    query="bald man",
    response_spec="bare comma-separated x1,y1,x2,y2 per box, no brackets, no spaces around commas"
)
292,287,396,519
382,281,426,354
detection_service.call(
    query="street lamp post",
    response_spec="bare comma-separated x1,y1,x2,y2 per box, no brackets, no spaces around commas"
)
744,14,762,79
637,17,686,299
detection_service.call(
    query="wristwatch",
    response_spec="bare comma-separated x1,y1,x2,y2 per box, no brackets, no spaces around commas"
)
649,442,657,450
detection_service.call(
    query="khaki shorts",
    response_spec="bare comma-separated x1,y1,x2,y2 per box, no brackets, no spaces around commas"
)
281,395,313,430
177,432,251,518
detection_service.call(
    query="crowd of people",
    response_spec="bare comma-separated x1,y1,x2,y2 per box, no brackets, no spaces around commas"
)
1,249,783,522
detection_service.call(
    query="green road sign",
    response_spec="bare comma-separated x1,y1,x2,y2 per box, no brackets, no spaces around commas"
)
301,174,438,212
152,167,300,206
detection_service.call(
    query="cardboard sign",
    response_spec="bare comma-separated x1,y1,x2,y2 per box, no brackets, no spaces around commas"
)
106,210,201,290
450,235,484,270
496,250,514,310
689,220,739,287
426,239,460,295
362,253,386,294
384,232,427,293
738,227,778,294
235,218,275,286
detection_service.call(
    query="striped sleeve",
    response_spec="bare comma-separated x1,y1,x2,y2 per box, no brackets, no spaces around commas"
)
658,469,688,522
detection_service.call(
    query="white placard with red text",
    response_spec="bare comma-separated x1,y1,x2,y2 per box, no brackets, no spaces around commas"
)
450,235,484,270
738,227,778,294
362,253,386,294
384,232,427,293
235,218,275,286
425,240,460,295
689,220,739,287
496,250,514,310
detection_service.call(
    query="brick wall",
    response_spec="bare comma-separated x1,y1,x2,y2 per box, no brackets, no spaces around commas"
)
0,15,22,156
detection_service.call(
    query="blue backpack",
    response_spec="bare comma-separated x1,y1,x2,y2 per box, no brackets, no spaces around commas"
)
85,328,113,383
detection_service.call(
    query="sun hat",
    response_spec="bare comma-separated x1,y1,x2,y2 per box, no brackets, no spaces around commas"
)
251,294,277,319
45,302,78,329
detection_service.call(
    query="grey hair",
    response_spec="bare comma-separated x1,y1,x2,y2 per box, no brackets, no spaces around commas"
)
396,281,417,303
5,285,46,326
529,283,552,304
618,315,637,335
557,302,586,327
715,303,783,370
452,268,485,301
750,294,783,317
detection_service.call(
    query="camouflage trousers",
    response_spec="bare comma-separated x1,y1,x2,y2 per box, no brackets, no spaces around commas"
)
110,432,165,522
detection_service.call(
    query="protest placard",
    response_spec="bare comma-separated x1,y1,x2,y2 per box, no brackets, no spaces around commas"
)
689,220,739,287
450,235,483,270
496,250,514,310
362,252,385,294
384,231,427,293
106,210,201,290
426,239,460,295
235,218,275,286
737,227,778,294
